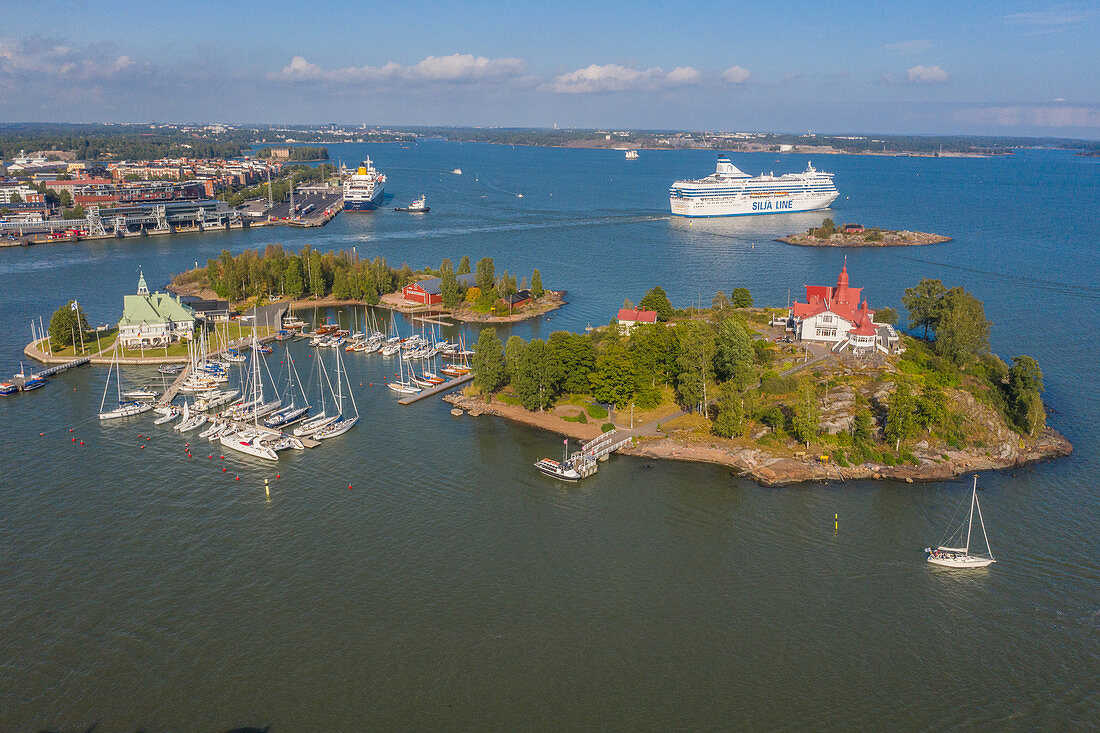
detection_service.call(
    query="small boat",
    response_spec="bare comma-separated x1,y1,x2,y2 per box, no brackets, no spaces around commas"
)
219,430,279,461
176,410,208,433
450,408,463,417
0,382,17,395
157,364,185,375
18,375,45,391
154,407,181,425
314,347,358,439
254,343,273,354
452,168,462,175
394,195,429,213
100,400,153,420
222,350,246,363
925,476,997,569
265,404,310,428
535,439,583,482
294,413,339,436
121,388,159,401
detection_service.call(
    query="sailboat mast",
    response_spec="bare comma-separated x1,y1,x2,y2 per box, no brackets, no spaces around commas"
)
975,488,994,560
965,476,977,554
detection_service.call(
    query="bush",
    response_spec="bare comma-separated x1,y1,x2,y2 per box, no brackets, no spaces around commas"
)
601,422,615,433
761,372,798,394
562,411,588,424
587,403,608,419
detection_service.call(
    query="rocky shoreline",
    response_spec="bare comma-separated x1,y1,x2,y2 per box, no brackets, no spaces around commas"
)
779,230,951,248
444,392,1072,487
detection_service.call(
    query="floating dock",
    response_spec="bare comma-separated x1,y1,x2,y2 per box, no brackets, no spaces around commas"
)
397,374,475,405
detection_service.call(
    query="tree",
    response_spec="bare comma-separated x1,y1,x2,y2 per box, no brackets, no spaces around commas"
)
458,255,471,275
916,384,948,429
711,291,731,313
308,252,325,297
853,408,874,444
874,306,899,325
8,192,22,204
675,322,714,413
331,268,354,300
48,300,89,348
62,204,85,220
814,217,836,238
472,328,506,395
514,339,556,411
639,286,674,322
531,269,544,299
589,337,636,408
884,383,920,444
935,288,990,365
475,257,496,292
712,383,746,439
1008,355,1045,435
547,331,596,395
730,287,753,308
440,259,460,308
504,335,526,384
464,286,481,304
789,381,820,445
713,317,754,386
284,258,305,299
902,278,947,337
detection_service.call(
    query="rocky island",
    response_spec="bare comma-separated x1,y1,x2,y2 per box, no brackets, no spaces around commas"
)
447,276,1070,487
779,218,951,248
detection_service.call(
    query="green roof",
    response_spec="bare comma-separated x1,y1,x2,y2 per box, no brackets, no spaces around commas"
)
119,292,196,327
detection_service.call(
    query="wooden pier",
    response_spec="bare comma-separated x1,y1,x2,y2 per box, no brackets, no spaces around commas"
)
397,373,475,405
34,356,90,378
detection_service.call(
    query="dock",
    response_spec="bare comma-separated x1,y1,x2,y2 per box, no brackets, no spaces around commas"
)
398,373,475,405
569,429,633,478
33,356,91,378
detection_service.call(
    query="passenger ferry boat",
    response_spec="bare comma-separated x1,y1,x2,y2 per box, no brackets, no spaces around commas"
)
342,158,386,211
669,156,839,217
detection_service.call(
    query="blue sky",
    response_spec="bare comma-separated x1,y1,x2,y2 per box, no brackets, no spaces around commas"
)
2,0,1098,138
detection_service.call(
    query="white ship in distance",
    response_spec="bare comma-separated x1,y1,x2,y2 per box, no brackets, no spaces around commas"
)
669,156,839,217
343,157,386,210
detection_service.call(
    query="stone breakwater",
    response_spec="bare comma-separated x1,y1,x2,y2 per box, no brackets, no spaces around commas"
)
779,230,952,248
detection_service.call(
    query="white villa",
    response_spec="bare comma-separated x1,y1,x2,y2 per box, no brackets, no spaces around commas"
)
118,270,196,348
790,260,897,354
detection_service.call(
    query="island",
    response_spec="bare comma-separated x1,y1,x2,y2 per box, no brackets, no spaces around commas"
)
446,272,1070,486
779,218,951,248
168,246,564,324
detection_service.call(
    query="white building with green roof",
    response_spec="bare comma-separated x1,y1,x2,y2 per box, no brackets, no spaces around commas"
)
118,270,196,348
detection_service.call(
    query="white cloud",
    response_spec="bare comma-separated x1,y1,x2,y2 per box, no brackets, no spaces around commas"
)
883,39,935,55
721,65,751,84
906,64,949,84
0,36,139,79
274,53,527,84
1004,9,1094,26
549,63,701,93
953,105,1100,128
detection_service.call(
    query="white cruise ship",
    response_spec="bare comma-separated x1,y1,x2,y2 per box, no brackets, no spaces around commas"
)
669,156,839,217
342,158,386,211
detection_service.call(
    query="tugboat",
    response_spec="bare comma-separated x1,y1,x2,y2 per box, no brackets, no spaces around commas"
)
534,438,582,482
394,194,430,213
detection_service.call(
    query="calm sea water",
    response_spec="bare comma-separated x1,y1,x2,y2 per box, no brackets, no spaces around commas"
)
1,143,1097,730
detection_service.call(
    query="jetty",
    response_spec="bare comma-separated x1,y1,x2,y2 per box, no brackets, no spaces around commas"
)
569,429,633,478
398,373,475,405
33,356,90,378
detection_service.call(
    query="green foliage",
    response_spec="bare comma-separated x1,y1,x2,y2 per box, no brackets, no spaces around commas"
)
472,328,506,394
853,408,874,443
675,322,714,412
711,383,747,439
440,259,460,308
513,339,556,411
48,300,90,348
62,204,85,220
884,383,920,443
902,278,947,337
1007,355,1045,435
547,331,596,394
752,339,776,366
589,335,636,408
638,286,674,322
457,255,471,275
713,317,754,386
283,258,305,299
874,306,899,325
812,217,836,238
586,403,608,419
789,381,820,444
711,291,731,313
760,405,785,431
729,287,753,308
562,411,588,424
505,335,526,384
916,384,948,429
761,371,797,394
531,268,544,299
601,422,616,433
475,257,496,293
935,288,990,364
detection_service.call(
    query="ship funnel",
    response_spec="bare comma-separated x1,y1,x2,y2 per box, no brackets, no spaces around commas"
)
715,156,747,177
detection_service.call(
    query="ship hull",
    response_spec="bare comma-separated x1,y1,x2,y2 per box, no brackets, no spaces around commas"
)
343,187,384,211
670,192,839,217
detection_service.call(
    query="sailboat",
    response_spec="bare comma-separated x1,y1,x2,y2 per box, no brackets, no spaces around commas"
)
294,351,340,436
925,476,997,569
99,345,152,419
387,346,421,395
314,346,359,439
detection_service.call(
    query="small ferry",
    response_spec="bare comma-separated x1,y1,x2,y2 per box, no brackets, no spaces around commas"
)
534,439,582,482
394,195,429,213
342,158,386,211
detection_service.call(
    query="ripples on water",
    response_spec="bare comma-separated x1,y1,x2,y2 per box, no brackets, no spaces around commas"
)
0,144,1097,729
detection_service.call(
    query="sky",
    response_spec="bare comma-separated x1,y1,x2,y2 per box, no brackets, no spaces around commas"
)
1,0,1098,138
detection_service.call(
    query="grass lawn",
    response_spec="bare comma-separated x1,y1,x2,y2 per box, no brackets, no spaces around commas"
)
40,328,119,357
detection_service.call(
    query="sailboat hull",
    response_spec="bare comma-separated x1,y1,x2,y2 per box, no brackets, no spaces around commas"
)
926,554,996,568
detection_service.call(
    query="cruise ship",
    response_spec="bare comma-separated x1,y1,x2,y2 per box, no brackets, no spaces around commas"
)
669,156,839,217
342,158,386,211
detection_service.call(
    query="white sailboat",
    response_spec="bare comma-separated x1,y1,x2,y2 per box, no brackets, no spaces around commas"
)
98,345,152,419
925,476,997,569
294,350,340,436
314,346,359,439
